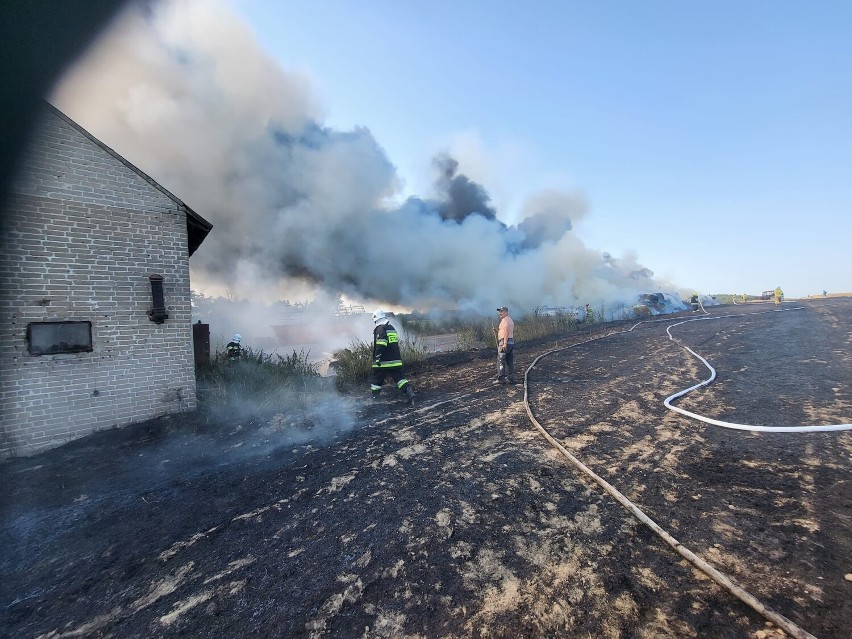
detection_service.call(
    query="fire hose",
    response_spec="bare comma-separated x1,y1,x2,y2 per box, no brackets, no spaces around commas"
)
663,313,852,432
519,310,843,639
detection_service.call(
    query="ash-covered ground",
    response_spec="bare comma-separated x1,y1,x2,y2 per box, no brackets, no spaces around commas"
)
2,299,850,638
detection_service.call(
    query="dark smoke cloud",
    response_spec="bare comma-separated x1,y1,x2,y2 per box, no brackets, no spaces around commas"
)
51,0,681,318
432,154,498,223
510,189,581,251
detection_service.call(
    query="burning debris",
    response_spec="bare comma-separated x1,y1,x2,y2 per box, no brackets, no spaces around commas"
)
634,292,689,316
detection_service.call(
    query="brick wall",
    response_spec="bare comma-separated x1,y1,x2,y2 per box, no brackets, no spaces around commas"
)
0,106,199,457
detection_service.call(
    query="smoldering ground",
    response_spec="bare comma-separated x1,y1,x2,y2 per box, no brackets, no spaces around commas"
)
51,0,687,315
0,388,358,567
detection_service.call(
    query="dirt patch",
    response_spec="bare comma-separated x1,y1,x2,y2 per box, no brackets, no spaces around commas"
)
2,300,851,638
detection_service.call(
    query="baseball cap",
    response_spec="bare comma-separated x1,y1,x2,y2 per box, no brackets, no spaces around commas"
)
496,306,508,312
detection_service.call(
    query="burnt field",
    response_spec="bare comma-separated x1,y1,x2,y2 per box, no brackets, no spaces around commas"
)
2,299,850,638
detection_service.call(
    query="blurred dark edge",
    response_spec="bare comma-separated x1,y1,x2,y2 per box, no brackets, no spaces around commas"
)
0,0,134,221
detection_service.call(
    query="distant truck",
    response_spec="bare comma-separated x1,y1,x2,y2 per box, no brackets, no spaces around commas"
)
761,290,774,300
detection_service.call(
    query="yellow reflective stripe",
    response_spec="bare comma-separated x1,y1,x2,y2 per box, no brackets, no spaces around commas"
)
387,333,399,343
376,339,388,346
374,360,402,367
395,379,409,388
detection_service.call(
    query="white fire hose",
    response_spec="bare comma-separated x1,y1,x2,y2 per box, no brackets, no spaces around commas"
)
520,306,850,639
663,313,852,432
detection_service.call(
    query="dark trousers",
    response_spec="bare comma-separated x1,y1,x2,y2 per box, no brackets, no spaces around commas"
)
370,366,410,395
498,341,514,379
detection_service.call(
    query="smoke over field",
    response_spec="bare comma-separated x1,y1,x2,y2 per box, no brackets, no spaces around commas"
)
51,0,681,320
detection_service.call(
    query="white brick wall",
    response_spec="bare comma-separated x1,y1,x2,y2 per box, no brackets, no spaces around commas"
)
0,106,200,457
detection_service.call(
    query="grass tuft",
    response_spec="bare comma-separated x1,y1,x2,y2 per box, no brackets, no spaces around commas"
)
330,335,429,390
197,346,320,413
514,311,579,341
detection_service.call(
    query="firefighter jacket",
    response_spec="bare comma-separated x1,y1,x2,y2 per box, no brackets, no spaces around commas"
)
373,323,403,368
226,341,242,360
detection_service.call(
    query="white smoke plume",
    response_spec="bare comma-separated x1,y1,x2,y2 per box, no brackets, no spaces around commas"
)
51,0,680,320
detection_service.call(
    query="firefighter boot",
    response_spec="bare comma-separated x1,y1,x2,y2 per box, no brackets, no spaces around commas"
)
404,385,416,407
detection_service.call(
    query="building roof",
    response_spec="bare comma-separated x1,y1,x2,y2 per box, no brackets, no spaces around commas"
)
45,102,213,256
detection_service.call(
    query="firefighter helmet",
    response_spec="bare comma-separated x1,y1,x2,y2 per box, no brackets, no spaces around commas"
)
372,309,387,324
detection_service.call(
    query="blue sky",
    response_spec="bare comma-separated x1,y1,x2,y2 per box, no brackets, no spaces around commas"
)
227,0,850,298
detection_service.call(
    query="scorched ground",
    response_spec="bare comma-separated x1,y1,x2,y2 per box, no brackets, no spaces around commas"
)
2,299,850,638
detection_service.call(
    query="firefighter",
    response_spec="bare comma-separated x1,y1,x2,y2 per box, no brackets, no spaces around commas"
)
370,310,415,406
774,287,783,306
226,333,242,363
690,293,699,312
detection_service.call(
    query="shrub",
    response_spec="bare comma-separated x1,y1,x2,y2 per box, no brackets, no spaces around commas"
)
328,339,374,387
197,346,320,413
515,311,578,341
330,334,429,389
455,321,492,350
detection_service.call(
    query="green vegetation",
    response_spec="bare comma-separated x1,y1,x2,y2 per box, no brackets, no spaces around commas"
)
196,346,321,413
514,310,580,341
454,322,491,350
398,314,494,351
327,339,373,388
329,308,602,389
330,335,429,389
198,307,616,401
396,313,474,336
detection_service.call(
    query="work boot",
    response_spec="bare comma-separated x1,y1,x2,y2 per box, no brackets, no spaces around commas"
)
404,386,416,406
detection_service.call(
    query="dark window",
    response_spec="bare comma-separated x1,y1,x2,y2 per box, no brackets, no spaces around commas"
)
27,321,93,355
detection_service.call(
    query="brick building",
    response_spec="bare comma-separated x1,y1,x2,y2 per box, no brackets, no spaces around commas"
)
0,103,212,457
